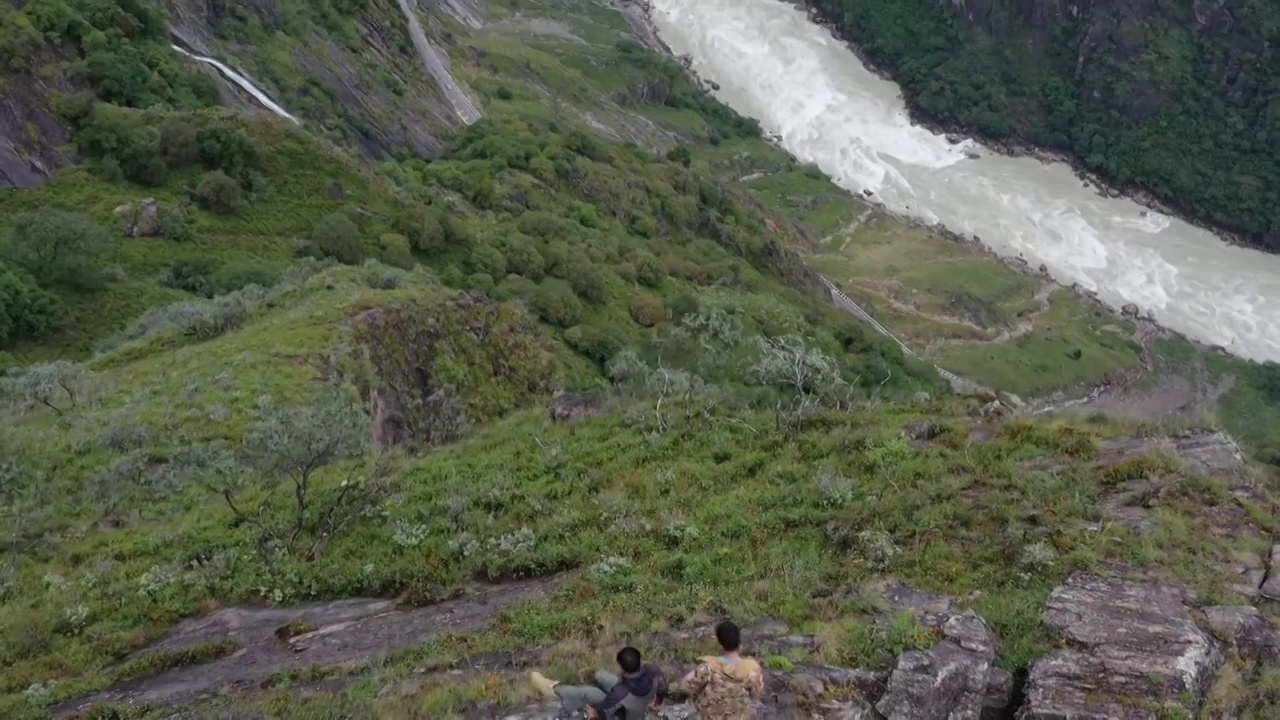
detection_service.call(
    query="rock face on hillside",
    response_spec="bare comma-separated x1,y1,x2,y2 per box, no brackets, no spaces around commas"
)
0,50,77,188
168,0,479,160
1019,573,1223,719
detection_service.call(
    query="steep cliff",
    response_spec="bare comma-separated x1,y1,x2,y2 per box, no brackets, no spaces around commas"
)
804,0,1279,252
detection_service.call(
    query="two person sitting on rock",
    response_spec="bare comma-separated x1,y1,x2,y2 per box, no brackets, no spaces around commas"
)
530,645,667,718
530,620,764,719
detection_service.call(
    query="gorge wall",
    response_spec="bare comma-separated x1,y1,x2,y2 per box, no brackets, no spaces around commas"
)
803,0,1279,252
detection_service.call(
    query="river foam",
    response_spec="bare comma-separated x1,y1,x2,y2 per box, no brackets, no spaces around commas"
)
649,0,1280,362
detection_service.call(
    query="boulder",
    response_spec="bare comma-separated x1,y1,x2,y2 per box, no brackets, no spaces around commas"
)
548,392,606,423
998,391,1025,410
1019,573,1223,719
876,611,1000,719
977,399,1006,418
1261,543,1280,600
903,420,943,442
114,198,161,237
1201,605,1279,663
1120,303,1141,318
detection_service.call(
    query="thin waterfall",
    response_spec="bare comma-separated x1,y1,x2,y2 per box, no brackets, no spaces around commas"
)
171,45,300,125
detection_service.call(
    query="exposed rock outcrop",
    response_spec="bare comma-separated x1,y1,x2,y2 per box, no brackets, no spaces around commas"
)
1019,573,1223,718
1261,544,1280,601
114,198,162,237
1201,605,1280,664
167,0,472,160
876,611,999,719
0,50,78,188
548,392,607,423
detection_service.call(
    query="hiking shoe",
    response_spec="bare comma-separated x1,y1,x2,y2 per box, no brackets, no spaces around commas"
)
530,671,559,698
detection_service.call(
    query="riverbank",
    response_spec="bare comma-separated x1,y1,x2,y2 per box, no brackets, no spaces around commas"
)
784,0,1258,252
625,0,1232,403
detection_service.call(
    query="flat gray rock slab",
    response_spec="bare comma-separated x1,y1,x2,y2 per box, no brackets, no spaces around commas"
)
1019,572,1223,719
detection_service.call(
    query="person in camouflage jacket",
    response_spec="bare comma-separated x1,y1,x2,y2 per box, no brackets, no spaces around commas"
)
675,621,764,719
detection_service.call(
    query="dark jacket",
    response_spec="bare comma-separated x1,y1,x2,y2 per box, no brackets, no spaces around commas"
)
594,664,667,718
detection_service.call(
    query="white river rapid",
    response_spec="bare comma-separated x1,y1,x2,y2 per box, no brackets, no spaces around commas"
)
648,0,1280,363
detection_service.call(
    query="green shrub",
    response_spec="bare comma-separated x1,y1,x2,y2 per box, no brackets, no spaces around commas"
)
211,263,280,296
162,257,215,296
378,233,416,270
666,145,692,167
196,126,260,176
565,323,627,365
195,171,244,215
531,280,583,328
3,208,110,291
471,242,507,278
502,236,544,280
467,272,495,293
311,212,365,265
0,261,61,345
636,254,666,288
629,293,664,327
159,204,194,241
563,260,608,304
669,293,699,320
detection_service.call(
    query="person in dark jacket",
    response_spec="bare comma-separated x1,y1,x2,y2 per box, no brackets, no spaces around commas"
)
531,646,667,718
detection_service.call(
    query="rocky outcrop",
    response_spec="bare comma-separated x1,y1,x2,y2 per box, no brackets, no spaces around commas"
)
0,49,78,188
1019,573,1223,719
548,392,607,423
1261,544,1280,601
612,76,673,107
1201,605,1280,664
167,0,474,160
114,198,162,237
876,611,999,719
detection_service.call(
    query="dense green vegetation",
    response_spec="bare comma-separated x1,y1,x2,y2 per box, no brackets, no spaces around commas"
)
0,0,219,108
806,0,1280,250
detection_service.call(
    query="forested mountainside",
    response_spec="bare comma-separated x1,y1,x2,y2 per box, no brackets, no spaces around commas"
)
802,0,1280,251
0,0,1277,718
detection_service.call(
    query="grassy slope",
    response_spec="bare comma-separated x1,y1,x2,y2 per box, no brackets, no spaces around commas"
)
1,0,1278,717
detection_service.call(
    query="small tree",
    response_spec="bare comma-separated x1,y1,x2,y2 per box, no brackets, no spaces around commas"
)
311,212,365,265
3,361,94,416
378,233,415,270
470,242,507,277
210,392,391,562
563,260,608,304
531,280,583,328
0,262,61,345
3,208,110,291
748,335,844,401
195,170,244,215
629,293,664,327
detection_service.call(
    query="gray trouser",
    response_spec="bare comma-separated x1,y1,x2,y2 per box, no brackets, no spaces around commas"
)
554,670,621,711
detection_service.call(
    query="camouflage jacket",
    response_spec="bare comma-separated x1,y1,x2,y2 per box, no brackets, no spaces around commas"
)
676,655,764,720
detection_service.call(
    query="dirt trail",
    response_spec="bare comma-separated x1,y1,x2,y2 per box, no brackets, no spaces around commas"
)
52,576,564,716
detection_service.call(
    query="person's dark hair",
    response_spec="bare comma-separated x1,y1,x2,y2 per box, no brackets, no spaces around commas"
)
715,621,741,652
617,646,642,673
